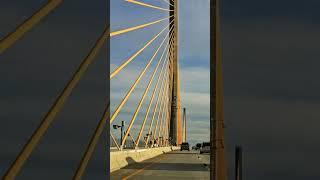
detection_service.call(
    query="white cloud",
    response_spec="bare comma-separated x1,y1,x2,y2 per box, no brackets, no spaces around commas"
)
180,66,209,93
179,0,210,61
110,0,211,143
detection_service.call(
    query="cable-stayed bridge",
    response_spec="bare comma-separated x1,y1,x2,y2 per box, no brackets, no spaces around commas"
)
0,0,227,179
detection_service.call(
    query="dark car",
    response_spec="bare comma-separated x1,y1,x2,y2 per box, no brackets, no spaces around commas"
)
200,142,210,154
195,143,202,150
180,142,190,151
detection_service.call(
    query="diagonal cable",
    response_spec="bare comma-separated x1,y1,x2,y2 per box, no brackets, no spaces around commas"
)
110,15,173,37
151,71,169,146
154,37,173,143
158,102,166,140
167,56,173,138
166,49,173,144
110,132,120,150
162,45,172,145
143,60,168,147
161,99,168,145
110,20,174,79
120,33,172,148
2,26,109,180
0,0,63,54
160,90,169,140
73,102,110,180
110,25,173,124
119,29,172,148
164,75,171,142
144,36,173,147
156,77,169,140
157,84,169,140
134,35,172,148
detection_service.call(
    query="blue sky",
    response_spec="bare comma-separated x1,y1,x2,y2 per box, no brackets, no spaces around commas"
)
110,0,210,145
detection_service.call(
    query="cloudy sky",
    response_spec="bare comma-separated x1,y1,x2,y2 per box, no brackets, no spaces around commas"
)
110,0,210,146
221,0,320,179
111,0,320,179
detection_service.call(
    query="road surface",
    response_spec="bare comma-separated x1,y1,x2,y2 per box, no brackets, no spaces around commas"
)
110,150,210,180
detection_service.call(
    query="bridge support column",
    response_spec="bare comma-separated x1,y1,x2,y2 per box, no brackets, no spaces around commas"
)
183,108,187,142
169,0,182,146
210,0,227,179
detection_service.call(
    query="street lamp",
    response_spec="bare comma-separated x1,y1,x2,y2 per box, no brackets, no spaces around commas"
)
112,120,125,146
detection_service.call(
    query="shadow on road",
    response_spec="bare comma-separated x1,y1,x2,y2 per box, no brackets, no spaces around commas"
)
125,157,137,164
124,157,147,169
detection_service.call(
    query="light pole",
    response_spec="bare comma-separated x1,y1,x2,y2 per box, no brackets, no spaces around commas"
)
113,120,125,146
235,146,242,180
183,107,187,142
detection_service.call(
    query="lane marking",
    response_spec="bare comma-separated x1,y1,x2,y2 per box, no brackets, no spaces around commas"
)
121,156,165,180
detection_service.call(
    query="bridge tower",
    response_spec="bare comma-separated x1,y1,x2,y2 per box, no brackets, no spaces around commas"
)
183,108,187,142
168,0,182,146
210,0,227,179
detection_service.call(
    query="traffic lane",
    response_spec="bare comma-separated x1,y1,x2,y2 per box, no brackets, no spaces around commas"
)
196,152,210,166
110,150,210,180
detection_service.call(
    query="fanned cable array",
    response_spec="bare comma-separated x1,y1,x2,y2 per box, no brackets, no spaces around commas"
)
110,0,176,150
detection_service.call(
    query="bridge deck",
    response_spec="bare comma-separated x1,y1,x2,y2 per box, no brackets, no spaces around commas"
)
110,150,210,180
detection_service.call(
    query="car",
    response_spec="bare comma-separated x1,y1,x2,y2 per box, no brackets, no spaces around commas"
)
192,146,197,150
200,142,210,154
195,143,202,150
180,142,190,151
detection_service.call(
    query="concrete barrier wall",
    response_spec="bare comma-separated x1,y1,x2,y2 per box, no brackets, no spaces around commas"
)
110,146,179,172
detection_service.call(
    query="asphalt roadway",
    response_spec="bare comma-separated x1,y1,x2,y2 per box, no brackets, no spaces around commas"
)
110,150,210,180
